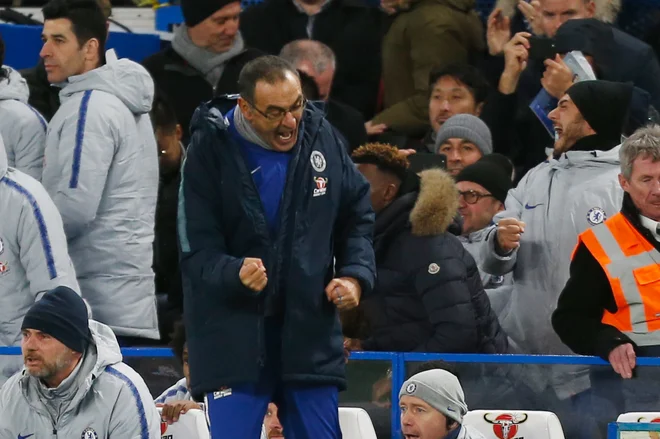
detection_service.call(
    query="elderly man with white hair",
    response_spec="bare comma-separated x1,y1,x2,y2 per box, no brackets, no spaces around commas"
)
554,124,660,420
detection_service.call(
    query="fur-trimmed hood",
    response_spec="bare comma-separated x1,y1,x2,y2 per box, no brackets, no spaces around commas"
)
410,169,459,236
494,0,620,23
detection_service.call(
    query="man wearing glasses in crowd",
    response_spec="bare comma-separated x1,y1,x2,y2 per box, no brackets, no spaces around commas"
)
177,55,375,438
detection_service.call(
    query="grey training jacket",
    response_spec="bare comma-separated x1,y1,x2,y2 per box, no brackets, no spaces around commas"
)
0,320,161,438
481,147,624,398
0,134,79,384
0,66,47,180
42,50,160,339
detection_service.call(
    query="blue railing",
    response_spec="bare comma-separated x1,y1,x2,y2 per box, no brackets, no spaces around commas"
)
4,346,660,438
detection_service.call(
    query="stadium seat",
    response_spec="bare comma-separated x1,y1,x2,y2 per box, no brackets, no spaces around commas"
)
463,410,565,439
158,408,210,439
617,412,660,423
338,407,378,439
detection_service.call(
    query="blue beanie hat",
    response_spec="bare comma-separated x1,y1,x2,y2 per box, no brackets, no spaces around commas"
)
21,286,92,353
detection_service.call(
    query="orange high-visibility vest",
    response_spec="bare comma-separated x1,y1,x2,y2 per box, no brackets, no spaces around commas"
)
574,212,660,346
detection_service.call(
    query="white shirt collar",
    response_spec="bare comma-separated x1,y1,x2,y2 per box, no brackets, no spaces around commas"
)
639,215,660,241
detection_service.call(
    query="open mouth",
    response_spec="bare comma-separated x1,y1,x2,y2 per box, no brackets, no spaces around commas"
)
277,131,293,141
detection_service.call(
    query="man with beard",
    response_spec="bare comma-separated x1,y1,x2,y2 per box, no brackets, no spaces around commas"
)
481,79,633,437
0,286,160,437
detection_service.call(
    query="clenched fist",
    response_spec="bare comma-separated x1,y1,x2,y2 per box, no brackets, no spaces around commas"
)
326,277,361,310
496,218,526,252
239,257,267,292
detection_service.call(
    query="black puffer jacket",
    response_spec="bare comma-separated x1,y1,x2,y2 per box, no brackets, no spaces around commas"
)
361,169,507,353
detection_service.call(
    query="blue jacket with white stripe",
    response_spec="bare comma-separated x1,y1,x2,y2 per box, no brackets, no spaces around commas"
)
0,133,79,384
0,320,161,438
42,50,160,339
178,97,376,397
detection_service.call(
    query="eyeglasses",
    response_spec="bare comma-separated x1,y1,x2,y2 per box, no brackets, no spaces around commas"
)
243,96,307,122
458,190,496,205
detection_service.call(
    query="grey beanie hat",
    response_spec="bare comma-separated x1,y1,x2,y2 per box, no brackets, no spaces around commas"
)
399,369,468,424
434,114,493,156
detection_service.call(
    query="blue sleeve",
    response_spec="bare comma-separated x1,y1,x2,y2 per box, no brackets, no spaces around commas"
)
331,127,376,296
177,130,254,298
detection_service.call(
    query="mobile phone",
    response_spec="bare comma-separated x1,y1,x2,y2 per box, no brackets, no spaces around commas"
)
408,153,447,173
528,36,558,61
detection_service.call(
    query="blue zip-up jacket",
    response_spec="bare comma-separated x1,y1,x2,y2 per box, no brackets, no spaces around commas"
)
178,97,376,397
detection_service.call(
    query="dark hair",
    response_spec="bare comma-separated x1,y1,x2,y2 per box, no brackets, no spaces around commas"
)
408,360,461,381
150,90,179,134
298,70,320,100
238,55,299,104
428,63,490,105
42,0,107,58
351,142,410,181
169,320,187,362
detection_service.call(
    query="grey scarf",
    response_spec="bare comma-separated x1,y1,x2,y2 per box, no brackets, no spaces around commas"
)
172,24,246,88
234,106,274,150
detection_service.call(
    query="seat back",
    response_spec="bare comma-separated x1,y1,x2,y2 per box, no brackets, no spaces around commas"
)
158,408,210,439
338,407,378,439
617,412,660,423
463,409,565,439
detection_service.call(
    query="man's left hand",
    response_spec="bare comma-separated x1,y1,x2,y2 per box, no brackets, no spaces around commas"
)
326,277,361,310
542,55,574,99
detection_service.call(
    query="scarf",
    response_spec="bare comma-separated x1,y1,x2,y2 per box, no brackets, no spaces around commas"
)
233,106,274,150
172,24,246,87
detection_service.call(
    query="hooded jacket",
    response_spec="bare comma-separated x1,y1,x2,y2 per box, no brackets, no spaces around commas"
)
42,50,160,339
0,135,79,384
178,97,375,397
372,0,484,136
481,137,624,398
0,320,161,438
360,169,507,354
0,66,47,181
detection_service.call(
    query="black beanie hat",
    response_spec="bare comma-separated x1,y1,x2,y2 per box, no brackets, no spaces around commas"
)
21,286,92,353
455,159,512,204
566,80,633,143
181,0,240,27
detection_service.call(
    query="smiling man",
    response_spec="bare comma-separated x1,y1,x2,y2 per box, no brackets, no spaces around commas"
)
178,55,375,439
480,80,632,424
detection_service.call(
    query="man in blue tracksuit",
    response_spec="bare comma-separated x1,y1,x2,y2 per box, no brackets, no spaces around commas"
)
178,55,376,439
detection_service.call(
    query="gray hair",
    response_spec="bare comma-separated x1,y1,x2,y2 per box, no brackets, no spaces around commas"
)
620,125,660,179
279,40,336,74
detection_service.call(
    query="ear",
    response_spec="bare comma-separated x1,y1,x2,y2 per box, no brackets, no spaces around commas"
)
475,102,484,117
586,0,596,17
84,38,100,61
618,173,629,192
383,182,399,204
237,97,254,121
175,124,183,142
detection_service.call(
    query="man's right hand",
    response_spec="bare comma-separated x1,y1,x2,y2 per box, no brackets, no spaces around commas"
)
239,257,267,292
499,32,531,94
496,218,526,252
609,343,636,379
487,8,511,56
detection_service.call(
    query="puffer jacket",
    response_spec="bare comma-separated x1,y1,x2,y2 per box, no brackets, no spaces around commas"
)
42,50,160,339
0,66,47,180
361,169,507,354
0,134,79,384
0,320,161,438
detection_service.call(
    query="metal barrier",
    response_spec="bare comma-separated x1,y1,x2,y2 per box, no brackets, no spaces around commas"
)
3,346,660,439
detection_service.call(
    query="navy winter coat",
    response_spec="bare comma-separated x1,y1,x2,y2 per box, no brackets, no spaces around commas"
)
361,169,507,354
178,97,376,397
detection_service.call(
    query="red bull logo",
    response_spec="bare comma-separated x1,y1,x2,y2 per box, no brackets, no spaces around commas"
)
484,413,528,439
